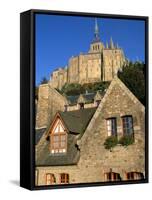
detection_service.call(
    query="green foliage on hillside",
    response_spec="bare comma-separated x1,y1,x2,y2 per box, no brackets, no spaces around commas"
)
60,81,110,96
61,83,85,95
118,61,145,105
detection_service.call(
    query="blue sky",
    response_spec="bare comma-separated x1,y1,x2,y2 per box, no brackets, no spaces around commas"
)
35,14,145,86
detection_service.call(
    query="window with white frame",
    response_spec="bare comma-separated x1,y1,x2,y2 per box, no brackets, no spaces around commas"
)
106,118,117,136
46,173,56,185
50,120,67,154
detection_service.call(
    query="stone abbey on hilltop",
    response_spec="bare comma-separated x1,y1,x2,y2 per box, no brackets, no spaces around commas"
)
50,19,126,90
35,19,145,186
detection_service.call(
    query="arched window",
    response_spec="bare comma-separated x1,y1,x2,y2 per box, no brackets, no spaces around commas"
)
60,173,69,184
50,120,67,154
46,173,56,185
104,172,121,181
126,172,144,180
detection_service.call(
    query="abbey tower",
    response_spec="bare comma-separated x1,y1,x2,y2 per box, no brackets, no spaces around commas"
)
50,19,126,90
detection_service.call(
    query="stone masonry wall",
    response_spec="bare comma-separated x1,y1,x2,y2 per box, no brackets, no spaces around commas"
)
78,79,145,181
36,83,67,129
36,78,145,185
36,84,49,128
47,84,67,125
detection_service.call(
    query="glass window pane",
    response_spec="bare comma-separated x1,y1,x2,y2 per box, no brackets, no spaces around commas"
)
53,142,59,148
61,135,66,141
122,116,133,135
53,135,59,142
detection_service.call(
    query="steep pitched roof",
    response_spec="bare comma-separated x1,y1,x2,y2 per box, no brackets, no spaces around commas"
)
36,133,79,166
66,95,79,105
35,128,46,145
82,92,96,103
59,107,96,134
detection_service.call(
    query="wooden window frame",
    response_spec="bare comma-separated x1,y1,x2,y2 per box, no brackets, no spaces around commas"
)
50,120,67,154
60,173,69,184
126,172,144,180
105,172,121,181
106,118,117,136
122,115,133,136
45,173,56,185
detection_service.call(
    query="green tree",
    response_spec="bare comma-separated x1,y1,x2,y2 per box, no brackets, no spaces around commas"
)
118,61,145,105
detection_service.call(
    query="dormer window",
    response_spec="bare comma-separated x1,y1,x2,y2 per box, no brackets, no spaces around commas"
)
50,119,67,154
79,103,84,110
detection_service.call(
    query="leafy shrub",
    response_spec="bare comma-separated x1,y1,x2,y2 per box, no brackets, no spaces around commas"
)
118,61,145,105
104,136,118,150
119,135,134,146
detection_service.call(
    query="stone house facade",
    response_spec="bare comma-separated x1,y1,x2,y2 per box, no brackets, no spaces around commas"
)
50,19,126,90
35,76,145,186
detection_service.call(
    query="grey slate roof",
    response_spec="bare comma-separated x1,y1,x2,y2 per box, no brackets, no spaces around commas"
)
67,92,96,105
59,107,96,135
66,95,79,105
36,107,97,166
36,133,79,166
82,92,96,103
35,128,46,145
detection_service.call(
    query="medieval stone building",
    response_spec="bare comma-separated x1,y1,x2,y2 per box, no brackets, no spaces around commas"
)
50,19,126,90
35,76,145,186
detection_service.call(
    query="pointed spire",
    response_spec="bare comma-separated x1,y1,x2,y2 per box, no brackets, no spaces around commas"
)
106,42,109,49
116,43,119,49
95,18,99,34
110,37,114,49
93,18,100,42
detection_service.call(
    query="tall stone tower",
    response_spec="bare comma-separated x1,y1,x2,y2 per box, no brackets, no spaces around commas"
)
50,19,126,89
